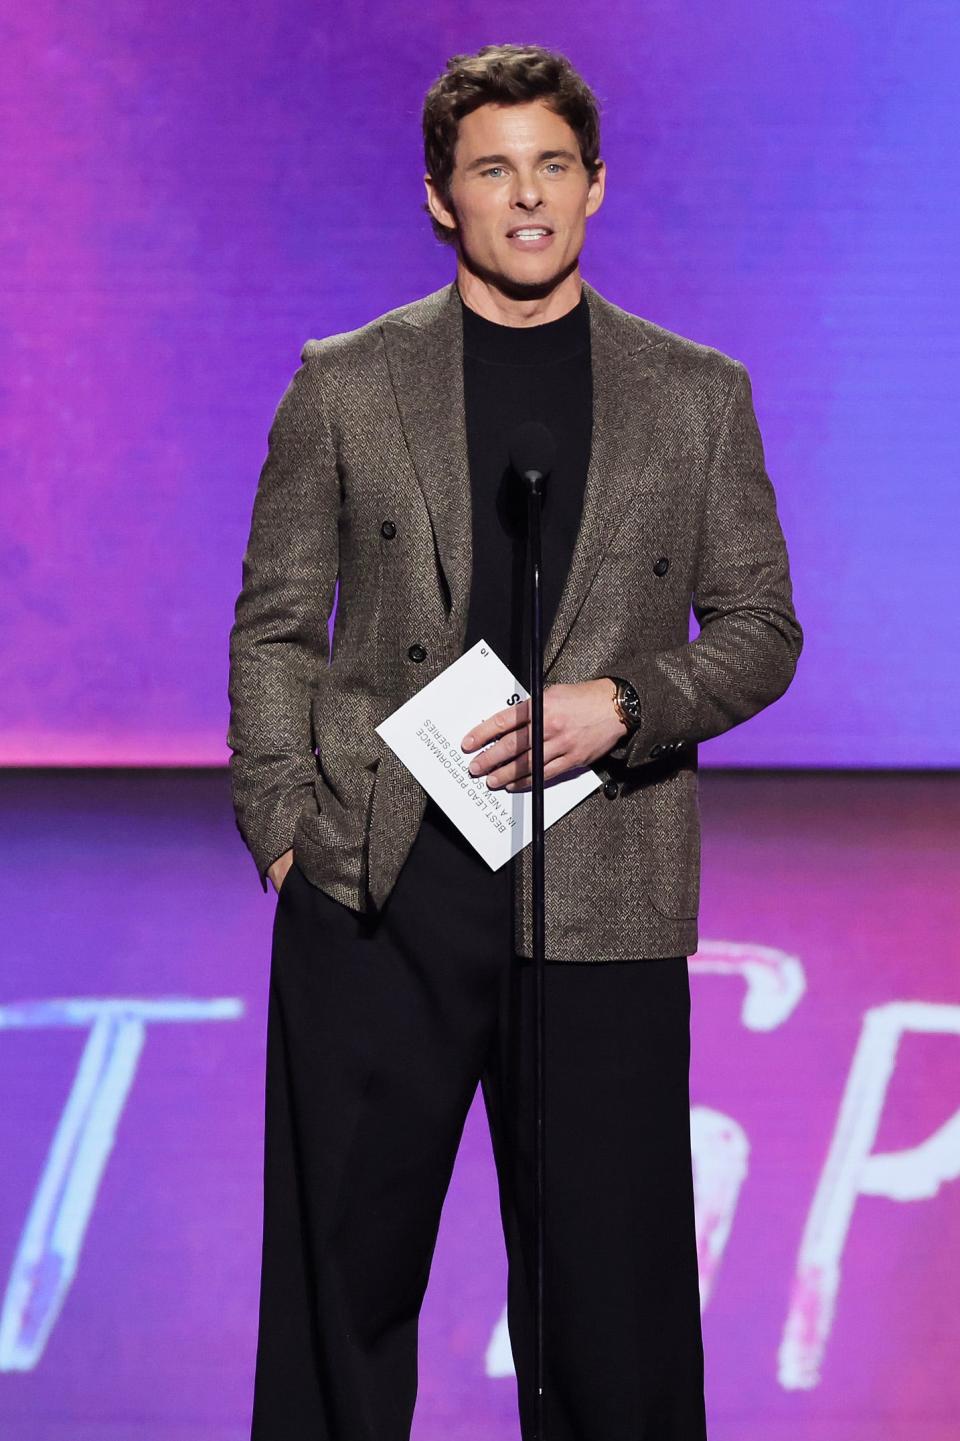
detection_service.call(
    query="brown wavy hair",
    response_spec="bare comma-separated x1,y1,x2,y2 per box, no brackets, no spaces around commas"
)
421,43,603,247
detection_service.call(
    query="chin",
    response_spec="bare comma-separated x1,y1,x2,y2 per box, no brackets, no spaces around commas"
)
494,254,571,292
458,238,576,297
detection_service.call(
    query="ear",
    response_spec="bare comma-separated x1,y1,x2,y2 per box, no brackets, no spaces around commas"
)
423,173,458,234
585,159,606,219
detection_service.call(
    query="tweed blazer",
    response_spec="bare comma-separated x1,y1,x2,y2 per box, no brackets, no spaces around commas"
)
226,278,802,961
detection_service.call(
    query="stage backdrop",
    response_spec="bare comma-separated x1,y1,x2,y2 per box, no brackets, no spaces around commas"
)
1,1,958,767
1,769,957,1441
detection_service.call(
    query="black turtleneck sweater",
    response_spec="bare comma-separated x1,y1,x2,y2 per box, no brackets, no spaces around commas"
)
459,285,593,684
418,285,594,906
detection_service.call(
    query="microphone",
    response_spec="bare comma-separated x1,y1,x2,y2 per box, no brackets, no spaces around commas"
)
508,421,557,495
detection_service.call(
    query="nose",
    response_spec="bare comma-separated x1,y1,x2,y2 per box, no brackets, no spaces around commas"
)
510,171,546,210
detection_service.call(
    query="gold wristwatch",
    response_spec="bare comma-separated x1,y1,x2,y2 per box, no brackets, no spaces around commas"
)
609,675,642,732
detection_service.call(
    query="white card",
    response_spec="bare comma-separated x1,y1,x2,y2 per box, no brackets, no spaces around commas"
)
375,639,601,870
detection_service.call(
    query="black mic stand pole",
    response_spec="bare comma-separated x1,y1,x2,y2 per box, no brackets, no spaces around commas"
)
524,465,548,1441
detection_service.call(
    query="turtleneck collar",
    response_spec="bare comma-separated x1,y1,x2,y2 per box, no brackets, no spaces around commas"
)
458,284,590,365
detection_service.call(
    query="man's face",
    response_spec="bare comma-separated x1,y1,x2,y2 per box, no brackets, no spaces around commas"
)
426,99,605,294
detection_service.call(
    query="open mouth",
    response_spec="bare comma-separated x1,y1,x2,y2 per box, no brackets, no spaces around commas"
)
506,227,555,251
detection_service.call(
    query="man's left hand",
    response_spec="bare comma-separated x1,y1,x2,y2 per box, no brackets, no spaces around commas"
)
460,678,628,791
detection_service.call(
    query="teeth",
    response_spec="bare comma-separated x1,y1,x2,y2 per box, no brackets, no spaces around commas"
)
512,230,548,238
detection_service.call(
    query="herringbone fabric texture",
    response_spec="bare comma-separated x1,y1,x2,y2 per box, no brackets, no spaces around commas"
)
226,279,802,960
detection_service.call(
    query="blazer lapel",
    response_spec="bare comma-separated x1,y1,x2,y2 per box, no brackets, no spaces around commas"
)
544,282,669,673
382,278,669,670
382,284,472,634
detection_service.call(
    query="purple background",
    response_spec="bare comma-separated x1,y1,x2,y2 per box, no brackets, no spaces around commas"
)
3,3,959,1438
1,2,957,765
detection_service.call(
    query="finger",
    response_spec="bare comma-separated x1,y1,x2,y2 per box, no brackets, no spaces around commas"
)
493,738,568,786
467,722,532,777
462,698,530,752
503,752,579,791
487,742,570,790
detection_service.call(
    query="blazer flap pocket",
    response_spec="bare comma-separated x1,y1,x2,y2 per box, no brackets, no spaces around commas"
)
640,766,701,919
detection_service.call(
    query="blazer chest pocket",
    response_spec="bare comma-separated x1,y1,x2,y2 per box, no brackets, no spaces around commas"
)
602,470,697,578
639,765,701,919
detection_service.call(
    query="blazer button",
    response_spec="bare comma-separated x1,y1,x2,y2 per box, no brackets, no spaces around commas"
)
408,643,427,662
650,743,664,758
380,520,397,539
653,556,670,576
603,779,619,800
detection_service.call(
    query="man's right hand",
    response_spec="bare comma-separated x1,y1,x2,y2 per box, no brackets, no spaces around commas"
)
268,849,295,893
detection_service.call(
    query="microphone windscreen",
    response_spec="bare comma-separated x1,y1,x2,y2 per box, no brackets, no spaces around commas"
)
508,421,557,481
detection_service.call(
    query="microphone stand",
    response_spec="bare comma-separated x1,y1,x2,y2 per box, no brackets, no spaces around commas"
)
524,466,548,1441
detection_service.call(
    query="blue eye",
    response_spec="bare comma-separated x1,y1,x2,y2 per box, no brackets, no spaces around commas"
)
482,163,566,178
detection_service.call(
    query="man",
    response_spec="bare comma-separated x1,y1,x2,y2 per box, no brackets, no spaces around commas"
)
227,42,802,1441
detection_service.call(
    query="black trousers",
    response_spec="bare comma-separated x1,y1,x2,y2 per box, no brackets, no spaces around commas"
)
250,801,707,1440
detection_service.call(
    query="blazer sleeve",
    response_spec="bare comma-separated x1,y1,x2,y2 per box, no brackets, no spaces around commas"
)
608,358,803,768
226,346,340,890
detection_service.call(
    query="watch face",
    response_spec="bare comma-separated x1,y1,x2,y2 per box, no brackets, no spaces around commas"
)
619,682,641,723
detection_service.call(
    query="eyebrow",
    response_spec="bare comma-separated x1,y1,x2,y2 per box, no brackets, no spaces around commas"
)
463,149,579,173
